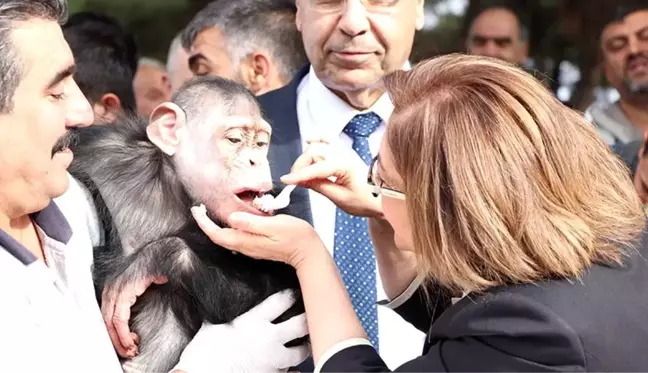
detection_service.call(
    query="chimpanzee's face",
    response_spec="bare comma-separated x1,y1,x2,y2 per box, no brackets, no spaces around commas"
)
174,98,273,224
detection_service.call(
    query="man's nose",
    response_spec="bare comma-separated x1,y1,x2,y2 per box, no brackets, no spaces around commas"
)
483,41,501,57
65,82,94,128
628,36,641,56
338,0,370,37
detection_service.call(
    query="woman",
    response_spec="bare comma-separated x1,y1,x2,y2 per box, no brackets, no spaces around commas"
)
192,54,648,371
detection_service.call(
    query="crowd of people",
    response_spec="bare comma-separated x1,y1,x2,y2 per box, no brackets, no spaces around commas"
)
1,0,648,372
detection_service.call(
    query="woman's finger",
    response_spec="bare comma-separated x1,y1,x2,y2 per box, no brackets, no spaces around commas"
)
290,142,332,174
190,207,266,255
190,205,240,247
305,137,330,145
290,152,318,175
303,142,331,158
227,212,278,237
282,162,343,185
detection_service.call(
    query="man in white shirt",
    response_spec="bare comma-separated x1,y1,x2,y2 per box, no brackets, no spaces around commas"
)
585,5,648,149
0,1,308,372
256,0,427,368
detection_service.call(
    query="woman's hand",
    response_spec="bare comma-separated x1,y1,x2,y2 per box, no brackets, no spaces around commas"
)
191,204,325,269
191,207,371,365
282,140,383,218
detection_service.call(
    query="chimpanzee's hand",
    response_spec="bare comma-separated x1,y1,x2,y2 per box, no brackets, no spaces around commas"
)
101,274,168,358
281,140,383,218
192,204,324,269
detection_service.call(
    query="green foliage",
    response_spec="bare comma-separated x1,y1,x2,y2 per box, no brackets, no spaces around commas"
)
68,0,207,60
68,0,86,14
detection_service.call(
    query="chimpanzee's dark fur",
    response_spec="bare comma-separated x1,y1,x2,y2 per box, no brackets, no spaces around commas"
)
68,85,305,372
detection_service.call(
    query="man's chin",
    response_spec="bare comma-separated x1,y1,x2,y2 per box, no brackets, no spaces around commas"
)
52,148,74,168
320,64,385,91
48,173,71,200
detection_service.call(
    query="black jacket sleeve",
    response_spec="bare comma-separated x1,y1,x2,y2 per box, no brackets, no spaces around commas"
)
320,292,586,372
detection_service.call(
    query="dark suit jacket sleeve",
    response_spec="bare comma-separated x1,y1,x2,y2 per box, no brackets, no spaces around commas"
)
613,140,642,176
317,292,587,372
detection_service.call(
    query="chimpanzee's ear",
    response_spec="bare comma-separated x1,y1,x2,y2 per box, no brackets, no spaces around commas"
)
146,102,187,156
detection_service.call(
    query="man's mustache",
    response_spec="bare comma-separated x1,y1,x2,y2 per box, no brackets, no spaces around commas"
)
626,53,648,71
52,128,80,157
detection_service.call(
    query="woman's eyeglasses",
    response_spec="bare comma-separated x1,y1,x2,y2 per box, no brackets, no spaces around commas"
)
367,155,406,200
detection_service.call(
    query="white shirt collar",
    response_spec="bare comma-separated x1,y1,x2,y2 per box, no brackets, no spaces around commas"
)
299,61,411,142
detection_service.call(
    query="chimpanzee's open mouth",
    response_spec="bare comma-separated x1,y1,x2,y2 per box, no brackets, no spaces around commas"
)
236,190,266,203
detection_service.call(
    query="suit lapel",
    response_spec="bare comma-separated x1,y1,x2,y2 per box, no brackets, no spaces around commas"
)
258,65,313,224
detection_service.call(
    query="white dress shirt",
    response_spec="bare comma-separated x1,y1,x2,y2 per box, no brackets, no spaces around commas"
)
0,175,122,373
296,65,425,368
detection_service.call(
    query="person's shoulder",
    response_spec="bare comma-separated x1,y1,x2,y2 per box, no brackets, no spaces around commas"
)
441,247,648,336
54,173,104,256
431,290,567,343
257,65,310,109
54,174,95,226
257,83,295,108
498,240,648,303
420,244,648,371
414,290,586,371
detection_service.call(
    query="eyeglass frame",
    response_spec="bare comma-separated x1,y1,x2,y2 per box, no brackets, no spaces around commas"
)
367,155,406,200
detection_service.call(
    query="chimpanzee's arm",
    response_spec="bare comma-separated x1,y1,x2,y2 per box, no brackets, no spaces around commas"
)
100,236,202,296
100,235,260,324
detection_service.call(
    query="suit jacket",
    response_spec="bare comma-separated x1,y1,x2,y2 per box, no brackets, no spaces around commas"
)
257,65,313,224
613,139,643,177
321,229,648,372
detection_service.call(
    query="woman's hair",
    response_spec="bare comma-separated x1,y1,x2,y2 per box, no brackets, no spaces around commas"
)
384,54,646,293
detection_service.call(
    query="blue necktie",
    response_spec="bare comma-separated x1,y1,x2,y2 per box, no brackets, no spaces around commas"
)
334,112,381,350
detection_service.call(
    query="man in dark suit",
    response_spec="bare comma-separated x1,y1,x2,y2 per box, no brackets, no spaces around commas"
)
257,0,427,368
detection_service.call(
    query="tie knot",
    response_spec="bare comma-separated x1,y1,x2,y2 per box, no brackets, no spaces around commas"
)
343,112,382,138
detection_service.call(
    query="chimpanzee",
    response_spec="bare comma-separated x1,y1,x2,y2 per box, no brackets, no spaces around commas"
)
68,76,306,373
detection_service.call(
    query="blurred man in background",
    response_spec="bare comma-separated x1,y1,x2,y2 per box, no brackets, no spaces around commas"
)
182,0,306,96
466,5,529,66
588,5,648,149
167,32,193,93
597,6,648,200
63,11,138,123
133,57,172,118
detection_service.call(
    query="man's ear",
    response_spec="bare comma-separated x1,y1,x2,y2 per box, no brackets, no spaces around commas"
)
295,0,302,32
97,93,122,123
415,0,425,30
146,102,187,156
242,52,274,95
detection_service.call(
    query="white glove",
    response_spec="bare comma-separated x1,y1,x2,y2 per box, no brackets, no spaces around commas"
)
170,290,310,373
